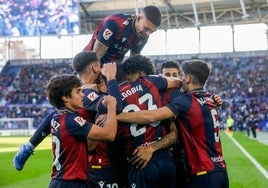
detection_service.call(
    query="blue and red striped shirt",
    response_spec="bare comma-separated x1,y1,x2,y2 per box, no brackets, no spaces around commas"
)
117,76,168,156
51,108,92,181
166,89,227,175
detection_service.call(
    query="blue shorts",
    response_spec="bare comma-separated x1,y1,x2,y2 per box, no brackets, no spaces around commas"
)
187,170,229,188
88,165,124,188
128,149,176,188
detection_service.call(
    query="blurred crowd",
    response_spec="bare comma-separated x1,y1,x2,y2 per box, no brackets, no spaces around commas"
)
0,61,73,128
0,0,79,36
0,55,268,131
156,56,268,132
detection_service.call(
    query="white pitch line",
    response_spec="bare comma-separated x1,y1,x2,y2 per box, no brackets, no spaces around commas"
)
227,134,268,180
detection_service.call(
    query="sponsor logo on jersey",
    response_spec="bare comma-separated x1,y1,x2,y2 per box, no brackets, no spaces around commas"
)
87,91,99,101
103,28,113,40
210,155,224,162
74,116,86,126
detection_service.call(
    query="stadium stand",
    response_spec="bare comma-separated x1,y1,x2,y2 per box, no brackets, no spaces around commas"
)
0,59,73,129
0,54,267,133
155,55,268,132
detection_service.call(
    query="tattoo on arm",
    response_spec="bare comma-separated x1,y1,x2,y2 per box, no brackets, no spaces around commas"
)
151,120,178,152
93,40,109,60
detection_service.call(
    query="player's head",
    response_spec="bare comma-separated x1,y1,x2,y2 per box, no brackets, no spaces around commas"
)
122,54,155,76
161,60,181,78
47,74,83,109
181,59,210,89
135,5,161,37
72,51,101,76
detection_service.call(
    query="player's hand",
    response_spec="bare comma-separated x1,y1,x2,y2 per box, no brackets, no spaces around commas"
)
102,95,117,107
95,114,107,127
101,62,117,81
129,145,154,169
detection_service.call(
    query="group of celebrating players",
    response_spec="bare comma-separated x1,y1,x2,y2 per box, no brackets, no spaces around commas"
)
13,5,229,188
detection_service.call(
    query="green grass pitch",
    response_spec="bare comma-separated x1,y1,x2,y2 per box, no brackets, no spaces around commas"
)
0,131,268,187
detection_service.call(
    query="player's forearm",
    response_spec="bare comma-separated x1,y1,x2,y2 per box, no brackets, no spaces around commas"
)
150,131,177,152
166,77,182,89
93,39,108,60
151,120,178,152
117,111,151,124
103,105,117,140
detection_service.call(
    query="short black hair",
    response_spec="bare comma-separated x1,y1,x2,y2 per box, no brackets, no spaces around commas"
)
72,51,98,73
142,5,161,27
161,60,180,74
182,59,210,86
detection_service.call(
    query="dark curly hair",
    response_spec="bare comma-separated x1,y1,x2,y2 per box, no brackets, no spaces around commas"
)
47,74,82,109
122,54,155,75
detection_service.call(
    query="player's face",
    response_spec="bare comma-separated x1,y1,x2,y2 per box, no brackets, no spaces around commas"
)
67,86,84,110
97,78,108,94
162,68,180,78
136,14,157,38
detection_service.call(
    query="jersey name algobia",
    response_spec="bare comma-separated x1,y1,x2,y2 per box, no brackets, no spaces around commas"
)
117,76,168,156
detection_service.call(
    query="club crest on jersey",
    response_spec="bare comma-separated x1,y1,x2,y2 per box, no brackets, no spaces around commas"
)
74,116,86,126
103,28,113,40
87,91,99,101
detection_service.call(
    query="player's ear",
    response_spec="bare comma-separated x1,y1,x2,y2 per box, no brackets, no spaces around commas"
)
184,74,191,84
92,63,100,74
136,15,142,22
62,95,70,104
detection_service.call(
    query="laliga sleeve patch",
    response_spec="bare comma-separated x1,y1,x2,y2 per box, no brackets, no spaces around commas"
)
103,28,113,40
74,116,87,126
87,91,99,102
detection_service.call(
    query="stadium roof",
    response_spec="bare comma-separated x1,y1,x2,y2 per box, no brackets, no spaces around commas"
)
78,0,268,34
